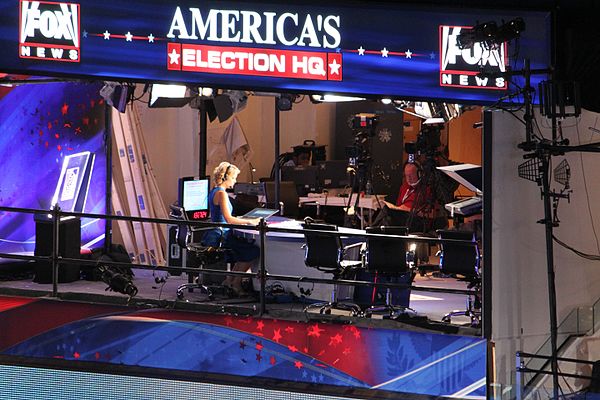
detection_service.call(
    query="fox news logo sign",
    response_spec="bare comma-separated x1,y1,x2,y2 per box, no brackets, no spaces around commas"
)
19,1,80,62
440,25,507,90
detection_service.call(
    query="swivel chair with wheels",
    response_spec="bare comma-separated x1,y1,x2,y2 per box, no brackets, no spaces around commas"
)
363,226,415,319
170,206,230,301
301,222,363,316
437,229,481,327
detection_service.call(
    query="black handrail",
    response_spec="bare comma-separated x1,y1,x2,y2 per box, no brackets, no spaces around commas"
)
0,205,479,310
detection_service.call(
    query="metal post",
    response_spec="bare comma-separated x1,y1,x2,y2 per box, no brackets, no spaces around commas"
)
199,100,208,178
51,204,60,297
516,352,523,400
523,59,533,145
274,98,280,208
104,105,112,254
541,156,560,399
258,218,267,316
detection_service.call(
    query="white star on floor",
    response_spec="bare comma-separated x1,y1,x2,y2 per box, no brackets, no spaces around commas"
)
103,30,110,40
329,59,341,75
125,32,133,42
168,48,181,65
148,34,155,43
405,49,412,58
381,47,389,57
357,46,365,56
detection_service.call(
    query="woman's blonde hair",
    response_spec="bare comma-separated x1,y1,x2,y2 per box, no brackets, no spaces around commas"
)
213,161,240,184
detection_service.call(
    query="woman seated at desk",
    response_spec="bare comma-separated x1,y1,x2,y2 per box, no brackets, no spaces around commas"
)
203,162,260,296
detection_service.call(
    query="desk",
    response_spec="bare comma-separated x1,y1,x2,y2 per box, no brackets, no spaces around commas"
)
299,193,385,228
236,219,364,301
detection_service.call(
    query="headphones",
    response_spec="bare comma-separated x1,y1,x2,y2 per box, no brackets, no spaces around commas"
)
223,163,232,181
152,271,168,288
403,161,423,180
297,278,314,297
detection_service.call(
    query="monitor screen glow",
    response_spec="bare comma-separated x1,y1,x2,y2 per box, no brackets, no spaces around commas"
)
179,177,210,220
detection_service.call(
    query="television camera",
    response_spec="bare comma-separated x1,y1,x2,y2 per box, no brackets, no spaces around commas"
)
345,113,378,194
404,122,443,159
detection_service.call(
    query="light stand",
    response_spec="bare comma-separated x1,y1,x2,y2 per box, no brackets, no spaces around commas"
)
516,60,595,399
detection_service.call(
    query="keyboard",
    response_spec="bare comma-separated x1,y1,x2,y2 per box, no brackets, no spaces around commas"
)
445,197,482,216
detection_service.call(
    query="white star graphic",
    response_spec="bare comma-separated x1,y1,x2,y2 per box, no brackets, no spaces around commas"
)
357,46,365,56
168,48,181,65
148,33,155,43
381,47,389,58
329,59,341,75
405,49,412,59
103,30,110,40
125,32,133,42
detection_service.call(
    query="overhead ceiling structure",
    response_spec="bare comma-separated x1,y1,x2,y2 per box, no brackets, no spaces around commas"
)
385,0,600,112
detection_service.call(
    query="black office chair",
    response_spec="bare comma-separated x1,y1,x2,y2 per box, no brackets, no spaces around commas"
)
301,222,363,316
363,226,415,319
169,206,229,301
437,229,481,327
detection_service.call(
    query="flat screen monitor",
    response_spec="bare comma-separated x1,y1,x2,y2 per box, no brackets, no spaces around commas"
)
317,160,350,188
178,176,210,220
437,164,482,195
281,165,320,195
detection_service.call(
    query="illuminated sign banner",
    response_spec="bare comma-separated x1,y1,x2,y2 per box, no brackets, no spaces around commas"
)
0,0,551,103
19,0,80,62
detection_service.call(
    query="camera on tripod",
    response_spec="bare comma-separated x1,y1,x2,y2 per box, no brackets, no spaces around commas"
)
346,113,378,169
350,113,378,134
405,122,443,157
345,113,380,195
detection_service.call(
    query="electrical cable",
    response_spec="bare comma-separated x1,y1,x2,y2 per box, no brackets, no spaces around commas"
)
552,235,600,261
575,120,600,254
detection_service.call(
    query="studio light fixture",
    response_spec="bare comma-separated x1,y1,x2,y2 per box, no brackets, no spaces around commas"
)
395,101,462,123
276,93,297,111
457,17,525,50
310,94,366,103
149,83,191,108
100,81,135,113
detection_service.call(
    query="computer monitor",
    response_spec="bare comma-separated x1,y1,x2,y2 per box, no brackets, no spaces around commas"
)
317,160,350,188
437,164,482,195
178,176,210,220
281,165,320,196
234,182,265,196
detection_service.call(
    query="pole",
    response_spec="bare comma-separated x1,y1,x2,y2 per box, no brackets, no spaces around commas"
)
540,155,559,399
523,59,533,145
199,100,208,178
104,105,112,254
274,98,280,208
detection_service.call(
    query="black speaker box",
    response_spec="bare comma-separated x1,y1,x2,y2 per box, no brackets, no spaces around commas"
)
34,217,81,283
167,224,185,275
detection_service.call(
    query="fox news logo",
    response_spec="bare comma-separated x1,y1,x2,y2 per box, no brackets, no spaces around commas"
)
439,25,507,90
19,0,80,62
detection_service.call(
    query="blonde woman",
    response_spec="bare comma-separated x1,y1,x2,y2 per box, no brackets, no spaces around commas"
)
203,162,260,295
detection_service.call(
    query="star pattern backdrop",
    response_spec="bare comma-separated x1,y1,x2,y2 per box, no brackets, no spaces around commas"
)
0,82,107,254
0,298,486,398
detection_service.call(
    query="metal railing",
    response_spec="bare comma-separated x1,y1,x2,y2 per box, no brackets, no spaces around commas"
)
516,352,598,400
522,303,598,391
0,204,479,321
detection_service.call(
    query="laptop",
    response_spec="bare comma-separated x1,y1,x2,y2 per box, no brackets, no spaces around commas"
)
238,208,280,220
